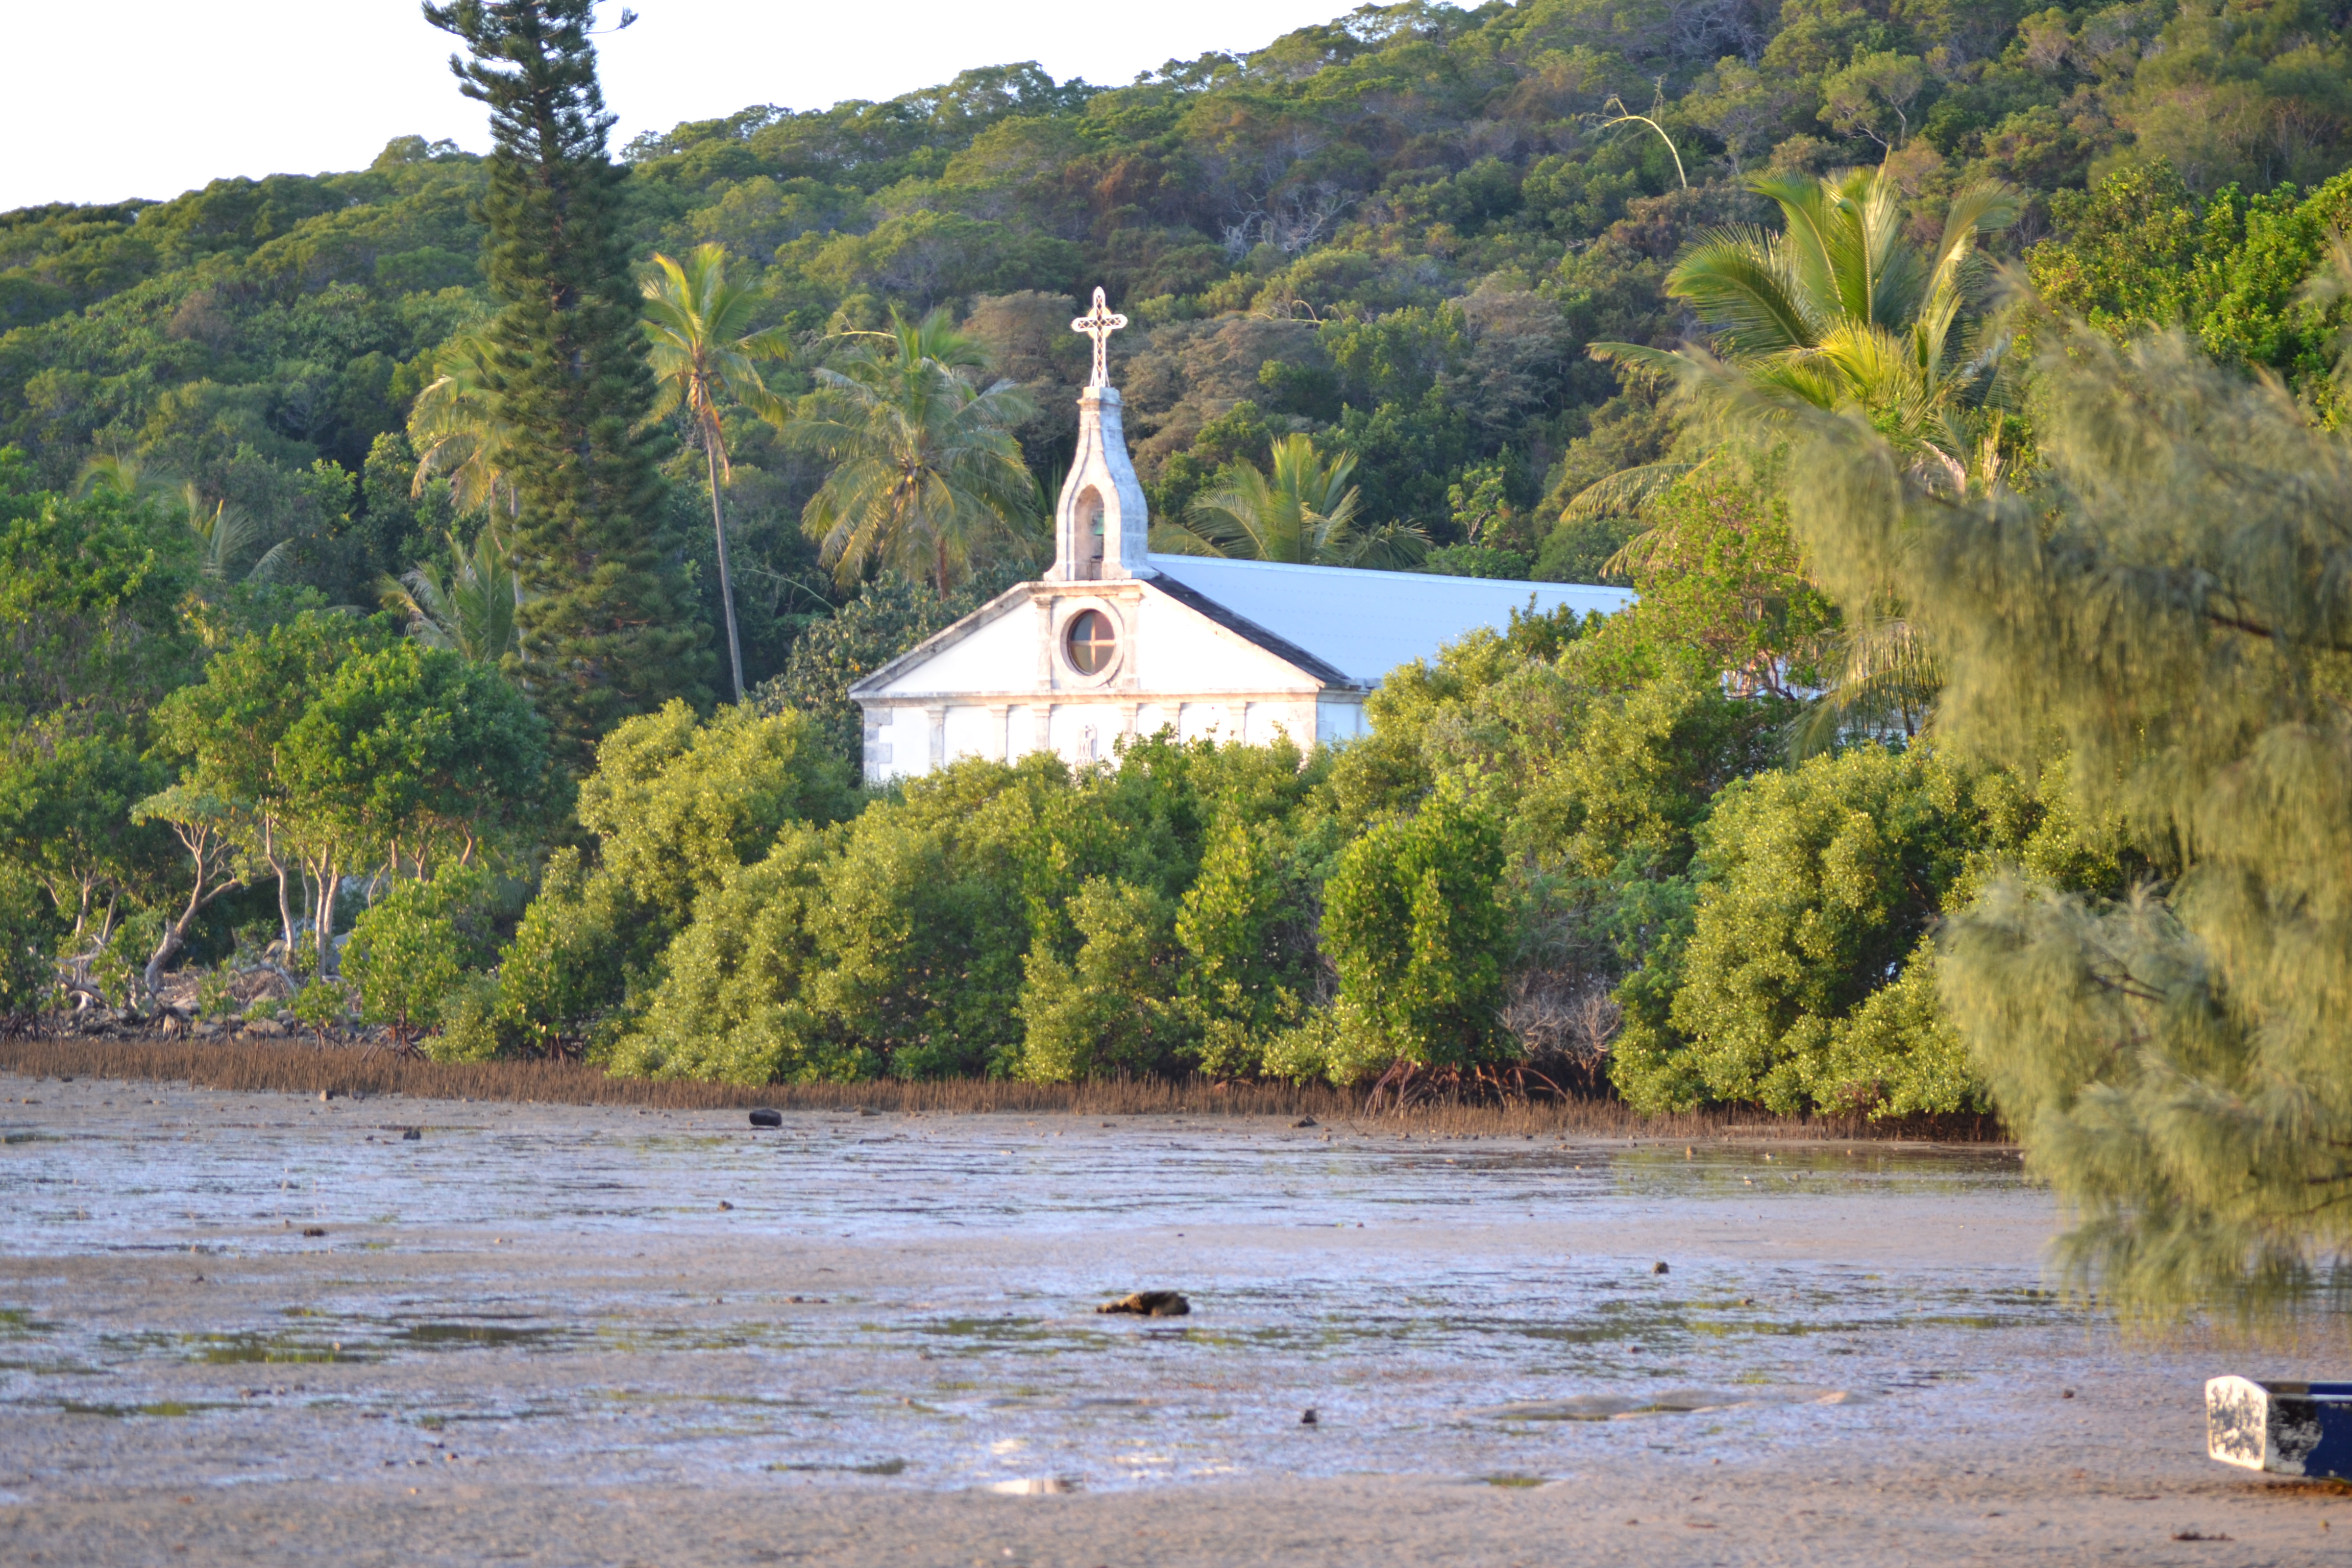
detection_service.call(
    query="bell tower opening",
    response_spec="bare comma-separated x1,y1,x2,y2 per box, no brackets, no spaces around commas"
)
1073,486,1105,579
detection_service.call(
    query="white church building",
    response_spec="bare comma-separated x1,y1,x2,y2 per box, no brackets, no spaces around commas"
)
848,291,1636,784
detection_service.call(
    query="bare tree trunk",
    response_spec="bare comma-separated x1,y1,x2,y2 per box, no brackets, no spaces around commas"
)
144,824,243,992
274,861,296,951
263,818,297,953
316,855,341,977
707,441,745,704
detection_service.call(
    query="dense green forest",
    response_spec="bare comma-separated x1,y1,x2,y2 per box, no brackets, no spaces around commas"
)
7,0,2352,1312
11,0,2349,659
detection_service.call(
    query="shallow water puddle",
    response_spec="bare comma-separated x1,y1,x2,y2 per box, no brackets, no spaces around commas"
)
0,1083,2080,1492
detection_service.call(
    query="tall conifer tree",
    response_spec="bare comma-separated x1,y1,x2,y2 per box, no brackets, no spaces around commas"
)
423,0,709,768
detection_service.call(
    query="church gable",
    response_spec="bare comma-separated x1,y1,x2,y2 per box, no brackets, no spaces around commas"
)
851,578,1333,706
856,585,1039,700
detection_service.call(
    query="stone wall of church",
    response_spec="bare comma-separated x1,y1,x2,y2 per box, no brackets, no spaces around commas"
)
856,693,1348,784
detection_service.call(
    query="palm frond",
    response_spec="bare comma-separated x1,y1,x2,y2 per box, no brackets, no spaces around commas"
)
1585,341,1690,384
76,451,170,501
1791,614,1942,753
406,335,518,515
1148,522,1229,557
1923,180,2023,306
380,525,527,664
1561,462,1695,522
1669,235,1819,354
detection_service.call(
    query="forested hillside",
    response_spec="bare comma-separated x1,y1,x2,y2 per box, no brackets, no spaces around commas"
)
8,0,2349,688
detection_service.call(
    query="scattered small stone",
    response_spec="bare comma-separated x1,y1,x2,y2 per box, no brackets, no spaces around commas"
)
717,1200,733,1211
858,1107,879,1117
318,1090,337,1102
2172,1532,2232,1542
243,1018,286,1039
302,1227,326,1238
1652,1261,1670,1275
2062,1388,2075,1399
748,1108,782,1128
402,1128,422,1141
1291,1116,1317,1129
1301,1408,1318,1426
1097,1290,1190,1317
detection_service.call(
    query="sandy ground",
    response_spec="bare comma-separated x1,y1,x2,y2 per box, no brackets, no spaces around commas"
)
0,1071,2343,1566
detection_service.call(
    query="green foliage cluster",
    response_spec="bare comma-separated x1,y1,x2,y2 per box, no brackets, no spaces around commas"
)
1321,784,1510,1072
1611,745,2116,1116
2029,159,2352,410
599,730,1339,1086
0,868,57,1026
344,860,501,1046
460,700,856,1059
1785,300,2352,1313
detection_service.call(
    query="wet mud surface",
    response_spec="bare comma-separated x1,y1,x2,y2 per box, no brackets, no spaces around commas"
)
1,1074,2341,1565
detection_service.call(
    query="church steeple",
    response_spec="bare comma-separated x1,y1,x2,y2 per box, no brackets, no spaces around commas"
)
1047,288,1152,582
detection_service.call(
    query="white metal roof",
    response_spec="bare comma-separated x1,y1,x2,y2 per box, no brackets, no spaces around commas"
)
1143,555,1635,686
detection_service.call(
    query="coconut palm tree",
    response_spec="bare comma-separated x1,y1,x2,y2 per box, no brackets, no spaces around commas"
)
1154,434,1426,568
1575,166,2021,741
785,308,1038,595
641,243,792,704
405,334,520,517
178,483,290,584
379,524,528,665
1581,165,2020,502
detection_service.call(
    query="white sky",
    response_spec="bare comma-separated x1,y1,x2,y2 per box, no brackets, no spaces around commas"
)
4,0,1360,213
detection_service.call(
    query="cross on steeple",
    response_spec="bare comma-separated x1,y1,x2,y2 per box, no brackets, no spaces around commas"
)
1071,287,1128,388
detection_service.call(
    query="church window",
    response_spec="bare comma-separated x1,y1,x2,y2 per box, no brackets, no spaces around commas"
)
1064,608,1117,675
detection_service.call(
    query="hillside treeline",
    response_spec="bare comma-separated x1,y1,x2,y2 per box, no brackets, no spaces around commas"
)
7,0,2351,675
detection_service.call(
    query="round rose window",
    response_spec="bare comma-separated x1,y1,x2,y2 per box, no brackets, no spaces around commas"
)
1064,608,1116,675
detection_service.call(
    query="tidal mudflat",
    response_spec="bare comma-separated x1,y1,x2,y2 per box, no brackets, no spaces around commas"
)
0,1073,2339,1565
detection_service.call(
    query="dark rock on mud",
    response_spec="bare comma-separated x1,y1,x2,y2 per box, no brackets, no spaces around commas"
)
748,1108,782,1128
1652,1261,1670,1275
1291,1116,1317,1128
1097,1290,1190,1317
401,1128,422,1141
